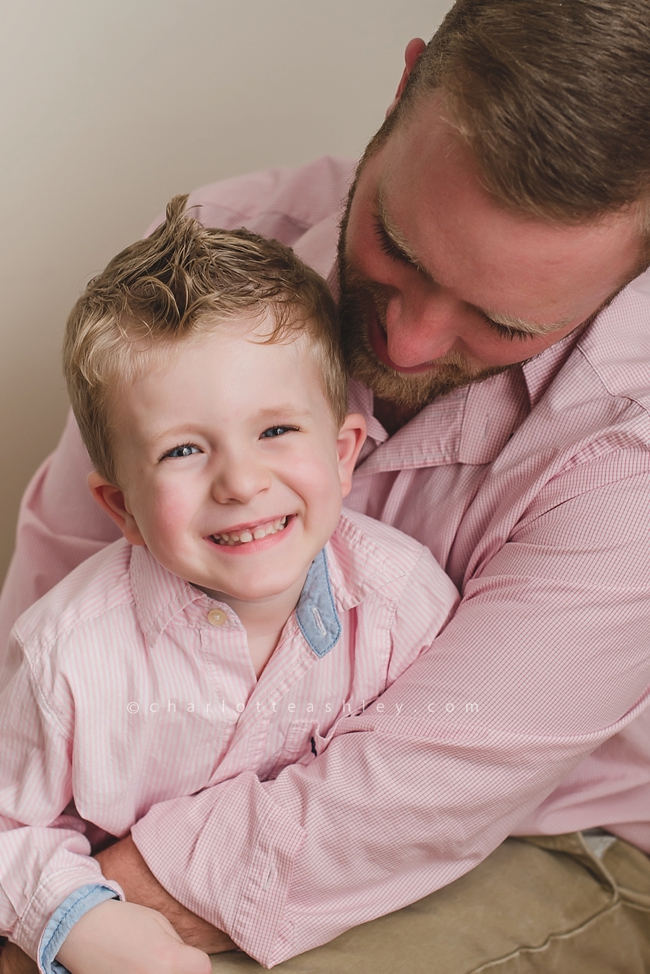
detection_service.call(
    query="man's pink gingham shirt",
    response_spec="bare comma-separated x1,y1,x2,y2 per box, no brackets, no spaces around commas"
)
1,156,650,968
0,510,457,959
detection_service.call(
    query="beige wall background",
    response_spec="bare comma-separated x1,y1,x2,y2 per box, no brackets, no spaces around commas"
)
0,0,452,584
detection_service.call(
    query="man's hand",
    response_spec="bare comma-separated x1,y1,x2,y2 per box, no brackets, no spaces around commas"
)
96,835,236,954
0,944,37,974
56,899,210,974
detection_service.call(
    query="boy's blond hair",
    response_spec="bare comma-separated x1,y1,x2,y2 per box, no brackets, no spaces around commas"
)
64,195,347,485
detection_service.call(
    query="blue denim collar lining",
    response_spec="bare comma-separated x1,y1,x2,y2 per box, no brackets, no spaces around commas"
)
295,548,341,658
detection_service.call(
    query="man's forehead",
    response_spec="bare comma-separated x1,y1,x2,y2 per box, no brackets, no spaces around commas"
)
368,110,646,334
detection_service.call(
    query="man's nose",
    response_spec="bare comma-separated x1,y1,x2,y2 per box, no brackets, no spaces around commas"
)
384,284,460,368
210,451,271,505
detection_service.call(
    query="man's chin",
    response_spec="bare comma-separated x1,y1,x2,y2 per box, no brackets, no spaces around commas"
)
344,326,508,410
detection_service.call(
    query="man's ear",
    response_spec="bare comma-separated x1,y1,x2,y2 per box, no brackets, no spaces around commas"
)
87,471,146,546
336,413,367,498
386,38,427,117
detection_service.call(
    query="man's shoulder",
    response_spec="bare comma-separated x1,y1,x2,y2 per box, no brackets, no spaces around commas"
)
146,156,357,246
337,506,425,554
328,508,446,598
12,538,135,657
576,272,650,416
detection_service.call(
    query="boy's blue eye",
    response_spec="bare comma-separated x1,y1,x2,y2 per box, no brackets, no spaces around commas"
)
164,444,200,459
260,426,295,439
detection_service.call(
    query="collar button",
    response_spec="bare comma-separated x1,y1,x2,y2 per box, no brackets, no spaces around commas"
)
207,608,227,627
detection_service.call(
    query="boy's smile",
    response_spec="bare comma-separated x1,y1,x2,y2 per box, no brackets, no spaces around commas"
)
90,313,365,615
209,513,289,548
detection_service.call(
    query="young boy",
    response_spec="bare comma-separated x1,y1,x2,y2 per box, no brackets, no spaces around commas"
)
0,197,458,974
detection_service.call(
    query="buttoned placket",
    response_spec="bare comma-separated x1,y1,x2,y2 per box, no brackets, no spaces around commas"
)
211,615,326,785
199,551,344,785
198,601,256,714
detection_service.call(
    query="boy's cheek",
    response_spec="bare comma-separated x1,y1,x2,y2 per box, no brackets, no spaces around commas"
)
281,444,341,485
134,486,195,545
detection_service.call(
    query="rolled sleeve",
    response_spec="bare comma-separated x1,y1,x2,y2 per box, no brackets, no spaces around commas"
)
38,885,121,974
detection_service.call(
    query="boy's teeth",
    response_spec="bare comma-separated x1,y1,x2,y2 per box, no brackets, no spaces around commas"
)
212,516,288,546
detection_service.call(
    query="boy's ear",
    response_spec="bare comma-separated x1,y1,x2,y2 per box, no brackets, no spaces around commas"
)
336,413,367,498
87,471,146,546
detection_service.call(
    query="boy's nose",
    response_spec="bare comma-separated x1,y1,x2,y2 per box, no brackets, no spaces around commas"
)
210,454,272,505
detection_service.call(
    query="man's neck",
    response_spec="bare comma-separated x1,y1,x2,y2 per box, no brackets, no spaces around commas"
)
372,396,421,436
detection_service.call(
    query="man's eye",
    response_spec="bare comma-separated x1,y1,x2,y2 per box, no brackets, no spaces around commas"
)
482,315,533,341
260,426,296,439
162,444,201,459
373,217,412,266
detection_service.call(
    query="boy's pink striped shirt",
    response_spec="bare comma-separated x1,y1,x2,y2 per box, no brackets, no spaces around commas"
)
0,510,457,959
1,157,649,967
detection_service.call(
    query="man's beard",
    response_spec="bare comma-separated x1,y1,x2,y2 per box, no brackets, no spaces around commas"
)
337,179,512,410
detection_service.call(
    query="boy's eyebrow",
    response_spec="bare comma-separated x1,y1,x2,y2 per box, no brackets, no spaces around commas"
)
376,189,575,336
254,405,313,421
150,406,314,442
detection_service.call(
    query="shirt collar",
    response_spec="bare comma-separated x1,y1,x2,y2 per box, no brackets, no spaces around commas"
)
295,548,341,657
351,370,530,472
349,323,592,472
129,512,401,659
130,545,205,644
130,545,343,657
297,505,430,655
521,324,586,407
325,509,420,609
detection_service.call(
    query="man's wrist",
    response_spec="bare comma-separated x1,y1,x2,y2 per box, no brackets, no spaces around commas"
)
0,943,38,974
95,836,236,953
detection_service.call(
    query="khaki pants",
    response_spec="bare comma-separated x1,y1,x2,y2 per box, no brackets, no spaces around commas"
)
212,833,650,973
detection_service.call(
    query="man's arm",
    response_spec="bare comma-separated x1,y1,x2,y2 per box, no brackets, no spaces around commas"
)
95,838,235,953
0,944,38,974
0,411,119,673
0,838,232,974
128,464,650,967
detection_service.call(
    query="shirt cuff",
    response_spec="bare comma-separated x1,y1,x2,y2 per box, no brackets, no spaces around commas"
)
38,885,121,974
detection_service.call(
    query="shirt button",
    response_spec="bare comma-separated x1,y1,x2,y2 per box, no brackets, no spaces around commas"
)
207,608,227,627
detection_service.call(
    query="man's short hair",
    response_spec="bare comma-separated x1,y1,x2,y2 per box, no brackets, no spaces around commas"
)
64,195,347,485
382,0,650,223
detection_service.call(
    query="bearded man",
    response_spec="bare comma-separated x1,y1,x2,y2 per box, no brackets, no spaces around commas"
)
2,1,650,972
